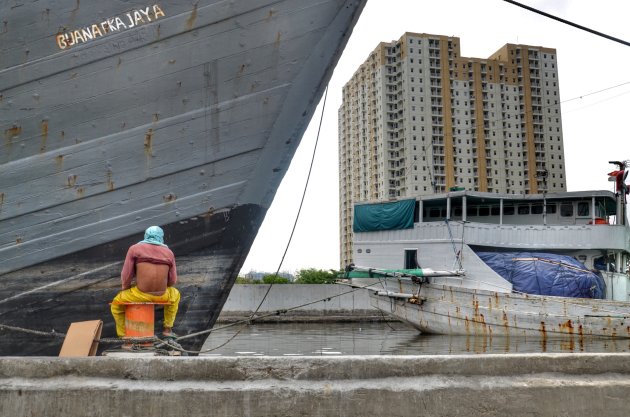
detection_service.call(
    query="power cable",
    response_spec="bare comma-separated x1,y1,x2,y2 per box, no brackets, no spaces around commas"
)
562,81,630,104
503,0,630,47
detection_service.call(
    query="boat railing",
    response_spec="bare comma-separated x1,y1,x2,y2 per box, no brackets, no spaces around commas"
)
354,220,629,251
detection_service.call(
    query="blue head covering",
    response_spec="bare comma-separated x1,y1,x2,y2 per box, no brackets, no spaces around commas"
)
139,226,167,247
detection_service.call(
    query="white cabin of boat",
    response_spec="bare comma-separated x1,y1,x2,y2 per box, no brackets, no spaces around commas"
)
352,189,630,300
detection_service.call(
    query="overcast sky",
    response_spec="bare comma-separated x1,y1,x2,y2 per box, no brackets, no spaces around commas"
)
240,0,630,276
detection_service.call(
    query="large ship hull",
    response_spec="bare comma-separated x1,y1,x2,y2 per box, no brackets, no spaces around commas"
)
0,0,366,355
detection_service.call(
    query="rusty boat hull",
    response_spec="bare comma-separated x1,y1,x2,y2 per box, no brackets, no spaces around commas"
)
370,282,630,339
0,0,366,355
351,190,630,341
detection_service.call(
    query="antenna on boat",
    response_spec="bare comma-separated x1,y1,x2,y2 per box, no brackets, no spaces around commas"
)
608,160,629,225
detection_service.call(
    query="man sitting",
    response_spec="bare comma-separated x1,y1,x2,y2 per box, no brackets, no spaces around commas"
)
110,226,180,338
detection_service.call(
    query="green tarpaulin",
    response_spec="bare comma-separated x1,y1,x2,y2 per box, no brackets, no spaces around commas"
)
353,199,415,232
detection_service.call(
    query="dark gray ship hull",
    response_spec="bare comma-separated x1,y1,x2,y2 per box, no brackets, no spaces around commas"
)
0,0,365,355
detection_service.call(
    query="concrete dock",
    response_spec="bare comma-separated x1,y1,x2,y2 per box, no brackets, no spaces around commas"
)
2,354,630,416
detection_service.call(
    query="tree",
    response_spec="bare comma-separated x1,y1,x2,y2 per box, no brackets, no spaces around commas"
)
295,268,339,284
262,274,290,284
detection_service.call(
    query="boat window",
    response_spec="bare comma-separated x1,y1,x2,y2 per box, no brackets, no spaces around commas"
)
531,204,543,214
491,206,500,216
594,255,615,272
404,249,420,269
547,203,556,214
503,206,515,215
517,205,530,215
577,202,589,217
414,201,420,222
596,204,606,218
478,206,490,216
453,206,462,216
560,203,573,217
429,207,441,218
466,206,477,216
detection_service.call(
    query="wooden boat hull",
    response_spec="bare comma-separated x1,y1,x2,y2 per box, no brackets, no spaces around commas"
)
0,0,366,355
370,283,630,339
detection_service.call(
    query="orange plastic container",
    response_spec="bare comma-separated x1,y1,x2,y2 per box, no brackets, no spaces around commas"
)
122,302,169,338
124,303,156,338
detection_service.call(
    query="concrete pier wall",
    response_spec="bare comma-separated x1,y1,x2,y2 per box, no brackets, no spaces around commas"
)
2,354,630,416
217,284,382,322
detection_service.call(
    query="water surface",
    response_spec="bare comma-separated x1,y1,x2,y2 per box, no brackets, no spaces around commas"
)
200,322,630,356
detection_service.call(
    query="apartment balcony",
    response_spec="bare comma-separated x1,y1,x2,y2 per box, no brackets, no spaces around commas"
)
433,159,445,167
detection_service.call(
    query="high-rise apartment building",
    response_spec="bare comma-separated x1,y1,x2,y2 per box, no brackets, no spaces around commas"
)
339,33,567,267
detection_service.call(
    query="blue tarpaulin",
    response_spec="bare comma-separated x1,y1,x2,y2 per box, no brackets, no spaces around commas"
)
477,251,606,299
353,199,415,232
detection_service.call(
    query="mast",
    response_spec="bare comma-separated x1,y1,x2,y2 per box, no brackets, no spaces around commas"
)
608,160,628,225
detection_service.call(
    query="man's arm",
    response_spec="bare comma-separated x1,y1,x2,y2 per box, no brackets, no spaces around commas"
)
167,252,178,287
120,246,136,290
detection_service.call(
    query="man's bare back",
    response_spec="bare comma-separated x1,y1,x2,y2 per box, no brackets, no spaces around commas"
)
135,262,170,295
120,238,178,292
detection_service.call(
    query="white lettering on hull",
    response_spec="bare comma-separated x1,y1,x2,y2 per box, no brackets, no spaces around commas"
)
56,4,167,50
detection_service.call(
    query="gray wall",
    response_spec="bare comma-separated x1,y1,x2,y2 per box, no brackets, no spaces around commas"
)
218,284,378,321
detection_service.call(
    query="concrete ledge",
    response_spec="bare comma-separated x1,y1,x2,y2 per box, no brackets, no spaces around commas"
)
2,354,630,416
217,284,378,322
217,311,391,323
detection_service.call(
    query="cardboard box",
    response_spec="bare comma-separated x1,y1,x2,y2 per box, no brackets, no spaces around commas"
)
59,320,103,357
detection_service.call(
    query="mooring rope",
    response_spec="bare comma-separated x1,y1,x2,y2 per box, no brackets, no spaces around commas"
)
0,86,338,354
0,323,158,345
4,270,628,354
0,279,380,353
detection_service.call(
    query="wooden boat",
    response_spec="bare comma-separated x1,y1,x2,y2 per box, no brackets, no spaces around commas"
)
347,162,630,338
0,0,366,355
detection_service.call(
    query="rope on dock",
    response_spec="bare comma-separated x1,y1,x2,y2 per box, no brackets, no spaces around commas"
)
0,322,164,345
0,279,383,353
0,84,345,355
0,323,65,339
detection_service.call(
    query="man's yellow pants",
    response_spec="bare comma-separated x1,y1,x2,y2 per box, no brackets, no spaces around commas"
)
110,286,180,337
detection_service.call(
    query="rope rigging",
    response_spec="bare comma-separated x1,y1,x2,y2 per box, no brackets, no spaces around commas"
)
196,84,331,354
0,278,378,354
0,85,333,355
5,2,630,351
